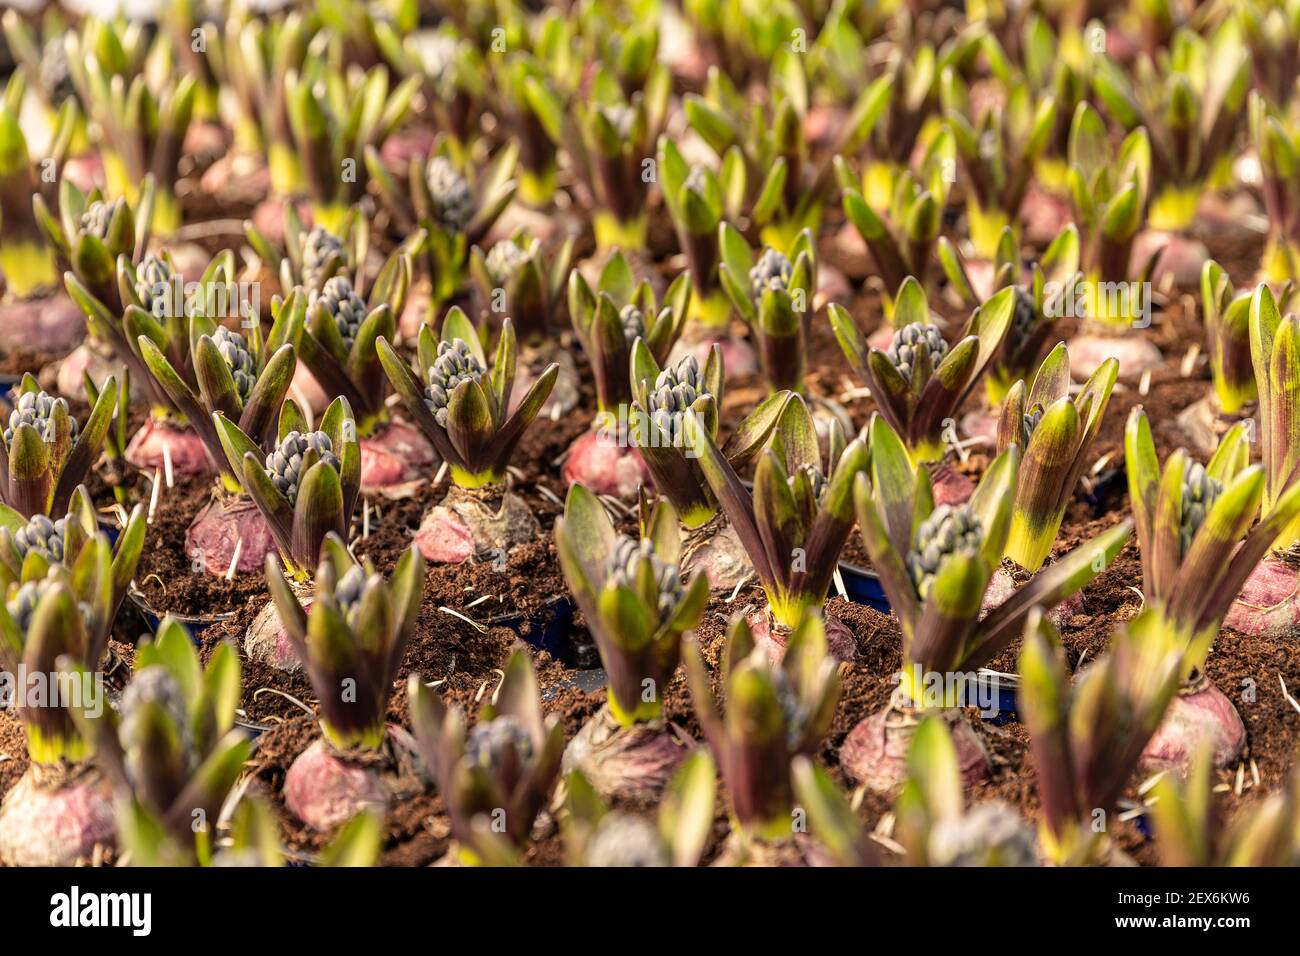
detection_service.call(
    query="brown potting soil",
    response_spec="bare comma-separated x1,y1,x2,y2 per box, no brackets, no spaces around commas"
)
1,177,1293,866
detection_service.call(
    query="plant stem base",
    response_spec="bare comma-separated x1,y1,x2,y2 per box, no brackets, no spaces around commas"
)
711,831,836,867
745,605,857,664
682,518,750,594
984,564,1082,624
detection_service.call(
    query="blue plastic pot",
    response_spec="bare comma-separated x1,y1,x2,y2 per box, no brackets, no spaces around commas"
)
541,666,607,703
1085,464,1125,514
962,671,1020,725
486,594,575,658
234,718,274,739
838,562,891,613
126,590,235,643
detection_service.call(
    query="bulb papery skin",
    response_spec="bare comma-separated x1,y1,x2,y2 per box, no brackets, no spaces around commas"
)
840,697,991,795
1139,676,1246,775
283,726,425,831
0,767,116,866
562,430,651,500
561,704,689,804
1224,558,1300,639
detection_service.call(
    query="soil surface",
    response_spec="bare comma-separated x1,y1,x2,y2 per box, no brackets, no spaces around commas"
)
1,125,1293,867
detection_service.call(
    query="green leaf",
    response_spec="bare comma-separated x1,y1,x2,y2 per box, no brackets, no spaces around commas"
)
319,812,383,867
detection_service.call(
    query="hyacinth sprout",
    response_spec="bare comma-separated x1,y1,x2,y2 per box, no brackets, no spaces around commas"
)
43,178,152,319
210,6,313,194
684,614,840,841
937,224,1082,406
684,55,891,255
562,749,716,867
834,145,951,294
568,66,669,250
468,229,574,341
408,648,565,865
366,142,518,305
1090,23,1250,233
892,717,1036,867
717,225,815,393
687,394,868,629
285,62,420,232
657,136,738,330
78,61,197,235
0,483,145,631
66,617,248,866
0,374,117,519
0,506,145,769
841,421,1127,800
940,63,1058,257
215,396,361,578
568,249,691,414
629,343,790,529
1249,284,1300,550
1019,608,1183,865
293,246,414,435
1064,103,1155,325
850,415,1129,740
830,283,1016,464
997,343,1118,571
242,205,400,300
555,484,709,725
0,527,141,867
1151,743,1300,866
1125,406,1300,676
266,534,424,750
0,72,76,297
378,309,558,489
134,283,304,490
1200,260,1255,416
